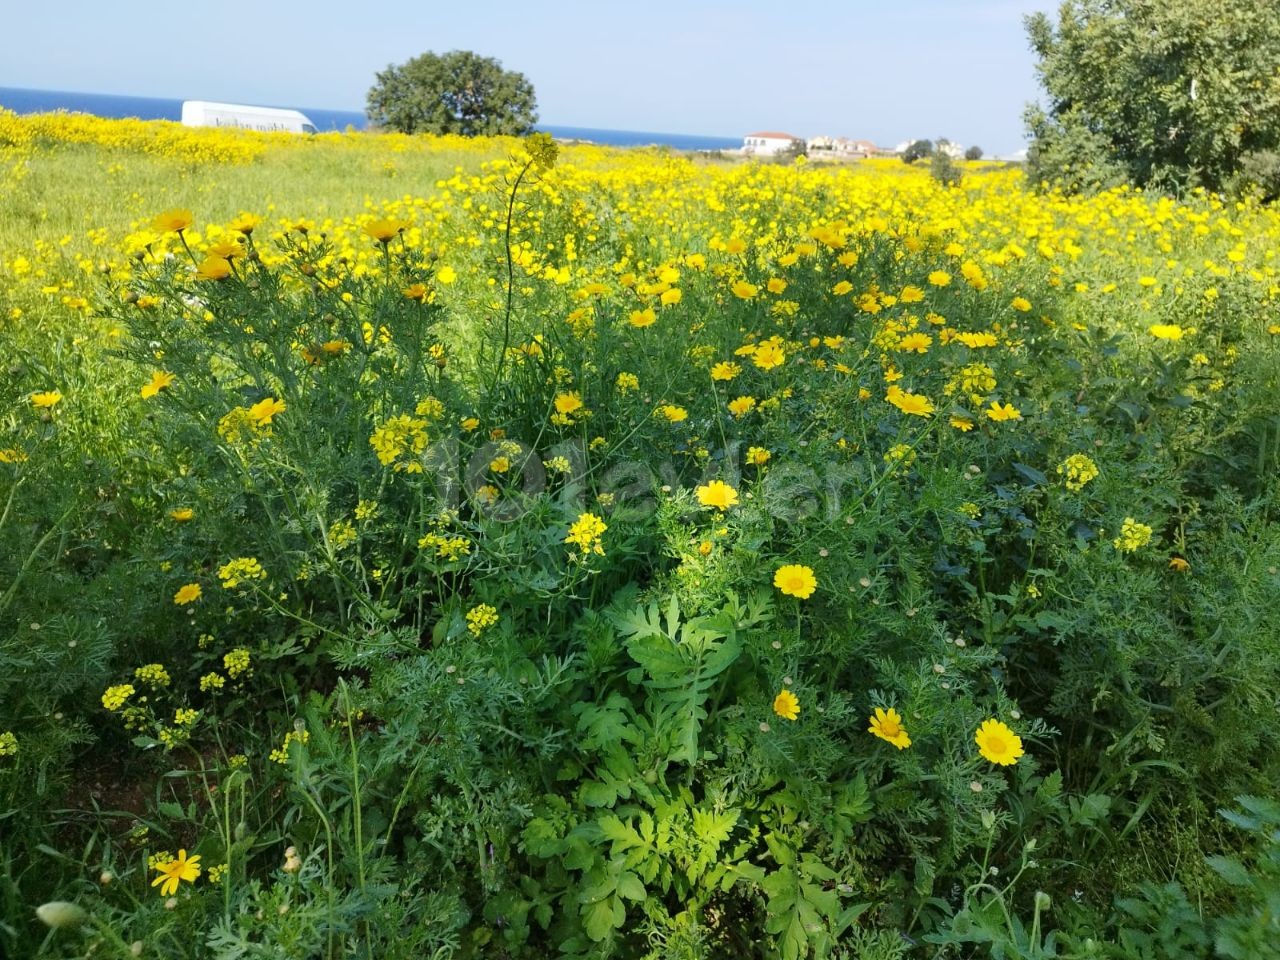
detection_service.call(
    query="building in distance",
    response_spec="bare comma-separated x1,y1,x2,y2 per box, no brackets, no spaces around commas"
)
741,131,805,156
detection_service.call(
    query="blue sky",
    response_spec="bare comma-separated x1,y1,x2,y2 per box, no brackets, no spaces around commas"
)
1,0,1056,155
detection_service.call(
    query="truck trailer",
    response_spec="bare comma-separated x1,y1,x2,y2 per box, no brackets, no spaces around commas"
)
180,100,317,134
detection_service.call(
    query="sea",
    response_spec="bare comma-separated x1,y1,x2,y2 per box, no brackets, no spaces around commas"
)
0,86,742,152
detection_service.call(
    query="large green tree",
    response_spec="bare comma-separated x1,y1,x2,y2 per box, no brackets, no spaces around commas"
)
366,50,538,137
1024,0,1280,195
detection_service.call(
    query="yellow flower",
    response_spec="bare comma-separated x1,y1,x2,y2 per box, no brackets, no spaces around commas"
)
152,208,193,233
1112,517,1153,553
565,512,608,556
402,283,428,301
899,285,925,303
886,386,934,417
696,480,739,511
363,218,408,243
1011,296,1032,312
173,583,202,605
731,280,759,299
927,270,952,287
466,603,499,635
767,277,788,294
956,331,999,348
436,265,457,284
248,397,286,426
1057,454,1099,491
975,719,1024,766
228,212,260,234
31,391,63,408
752,340,785,371
629,308,657,328
224,648,252,678
950,414,975,432
140,371,176,399
218,557,266,589
773,564,817,599
658,404,688,423
102,684,135,711
554,392,584,415
710,361,741,381
868,707,911,749
195,256,232,281
727,396,756,417
897,332,932,354
985,401,1022,422
151,850,201,896
1148,324,1184,341
660,288,682,306
1168,556,1191,573
746,446,771,466
773,689,800,721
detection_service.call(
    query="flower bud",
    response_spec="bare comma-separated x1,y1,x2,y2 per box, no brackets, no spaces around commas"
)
36,901,87,929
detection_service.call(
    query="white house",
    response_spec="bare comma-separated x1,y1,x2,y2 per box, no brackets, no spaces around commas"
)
742,131,803,156
894,138,966,159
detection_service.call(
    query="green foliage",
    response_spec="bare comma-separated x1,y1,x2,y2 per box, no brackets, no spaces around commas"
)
1024,0,1280,193
929,150,962,188
965,146,984,162
901,139,932,164
367,49,539,136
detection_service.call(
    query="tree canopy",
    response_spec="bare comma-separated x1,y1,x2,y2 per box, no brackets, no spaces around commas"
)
366,50,538,137
1024,0,1280,195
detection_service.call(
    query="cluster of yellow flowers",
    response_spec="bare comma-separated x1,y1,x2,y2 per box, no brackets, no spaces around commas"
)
774,694,1024,766
217,558,266,589
565,512,608,557
268,728,310,765
1058,454,1100,492
466,603,499,635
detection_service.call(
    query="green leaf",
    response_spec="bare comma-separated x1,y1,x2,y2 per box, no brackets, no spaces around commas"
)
580,780,618,807
1013,462,1048,486
616,871,645,901
1206,855,1253,887
581,896,618,942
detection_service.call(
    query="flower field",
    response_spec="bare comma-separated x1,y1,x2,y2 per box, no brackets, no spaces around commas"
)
2,111,1279,958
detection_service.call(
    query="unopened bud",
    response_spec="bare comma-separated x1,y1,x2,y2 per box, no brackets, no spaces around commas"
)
37,901,87,929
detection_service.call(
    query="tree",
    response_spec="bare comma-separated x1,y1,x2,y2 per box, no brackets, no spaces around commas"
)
964,145,984,162
1024,0,1280,194
930,150,962,188
901,139,933,164
367,50,538,137
774,138,807,164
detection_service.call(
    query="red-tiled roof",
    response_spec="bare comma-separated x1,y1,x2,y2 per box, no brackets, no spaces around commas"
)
745,131,801,140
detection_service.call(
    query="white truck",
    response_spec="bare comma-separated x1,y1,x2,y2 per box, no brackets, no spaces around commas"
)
180,100,317,134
